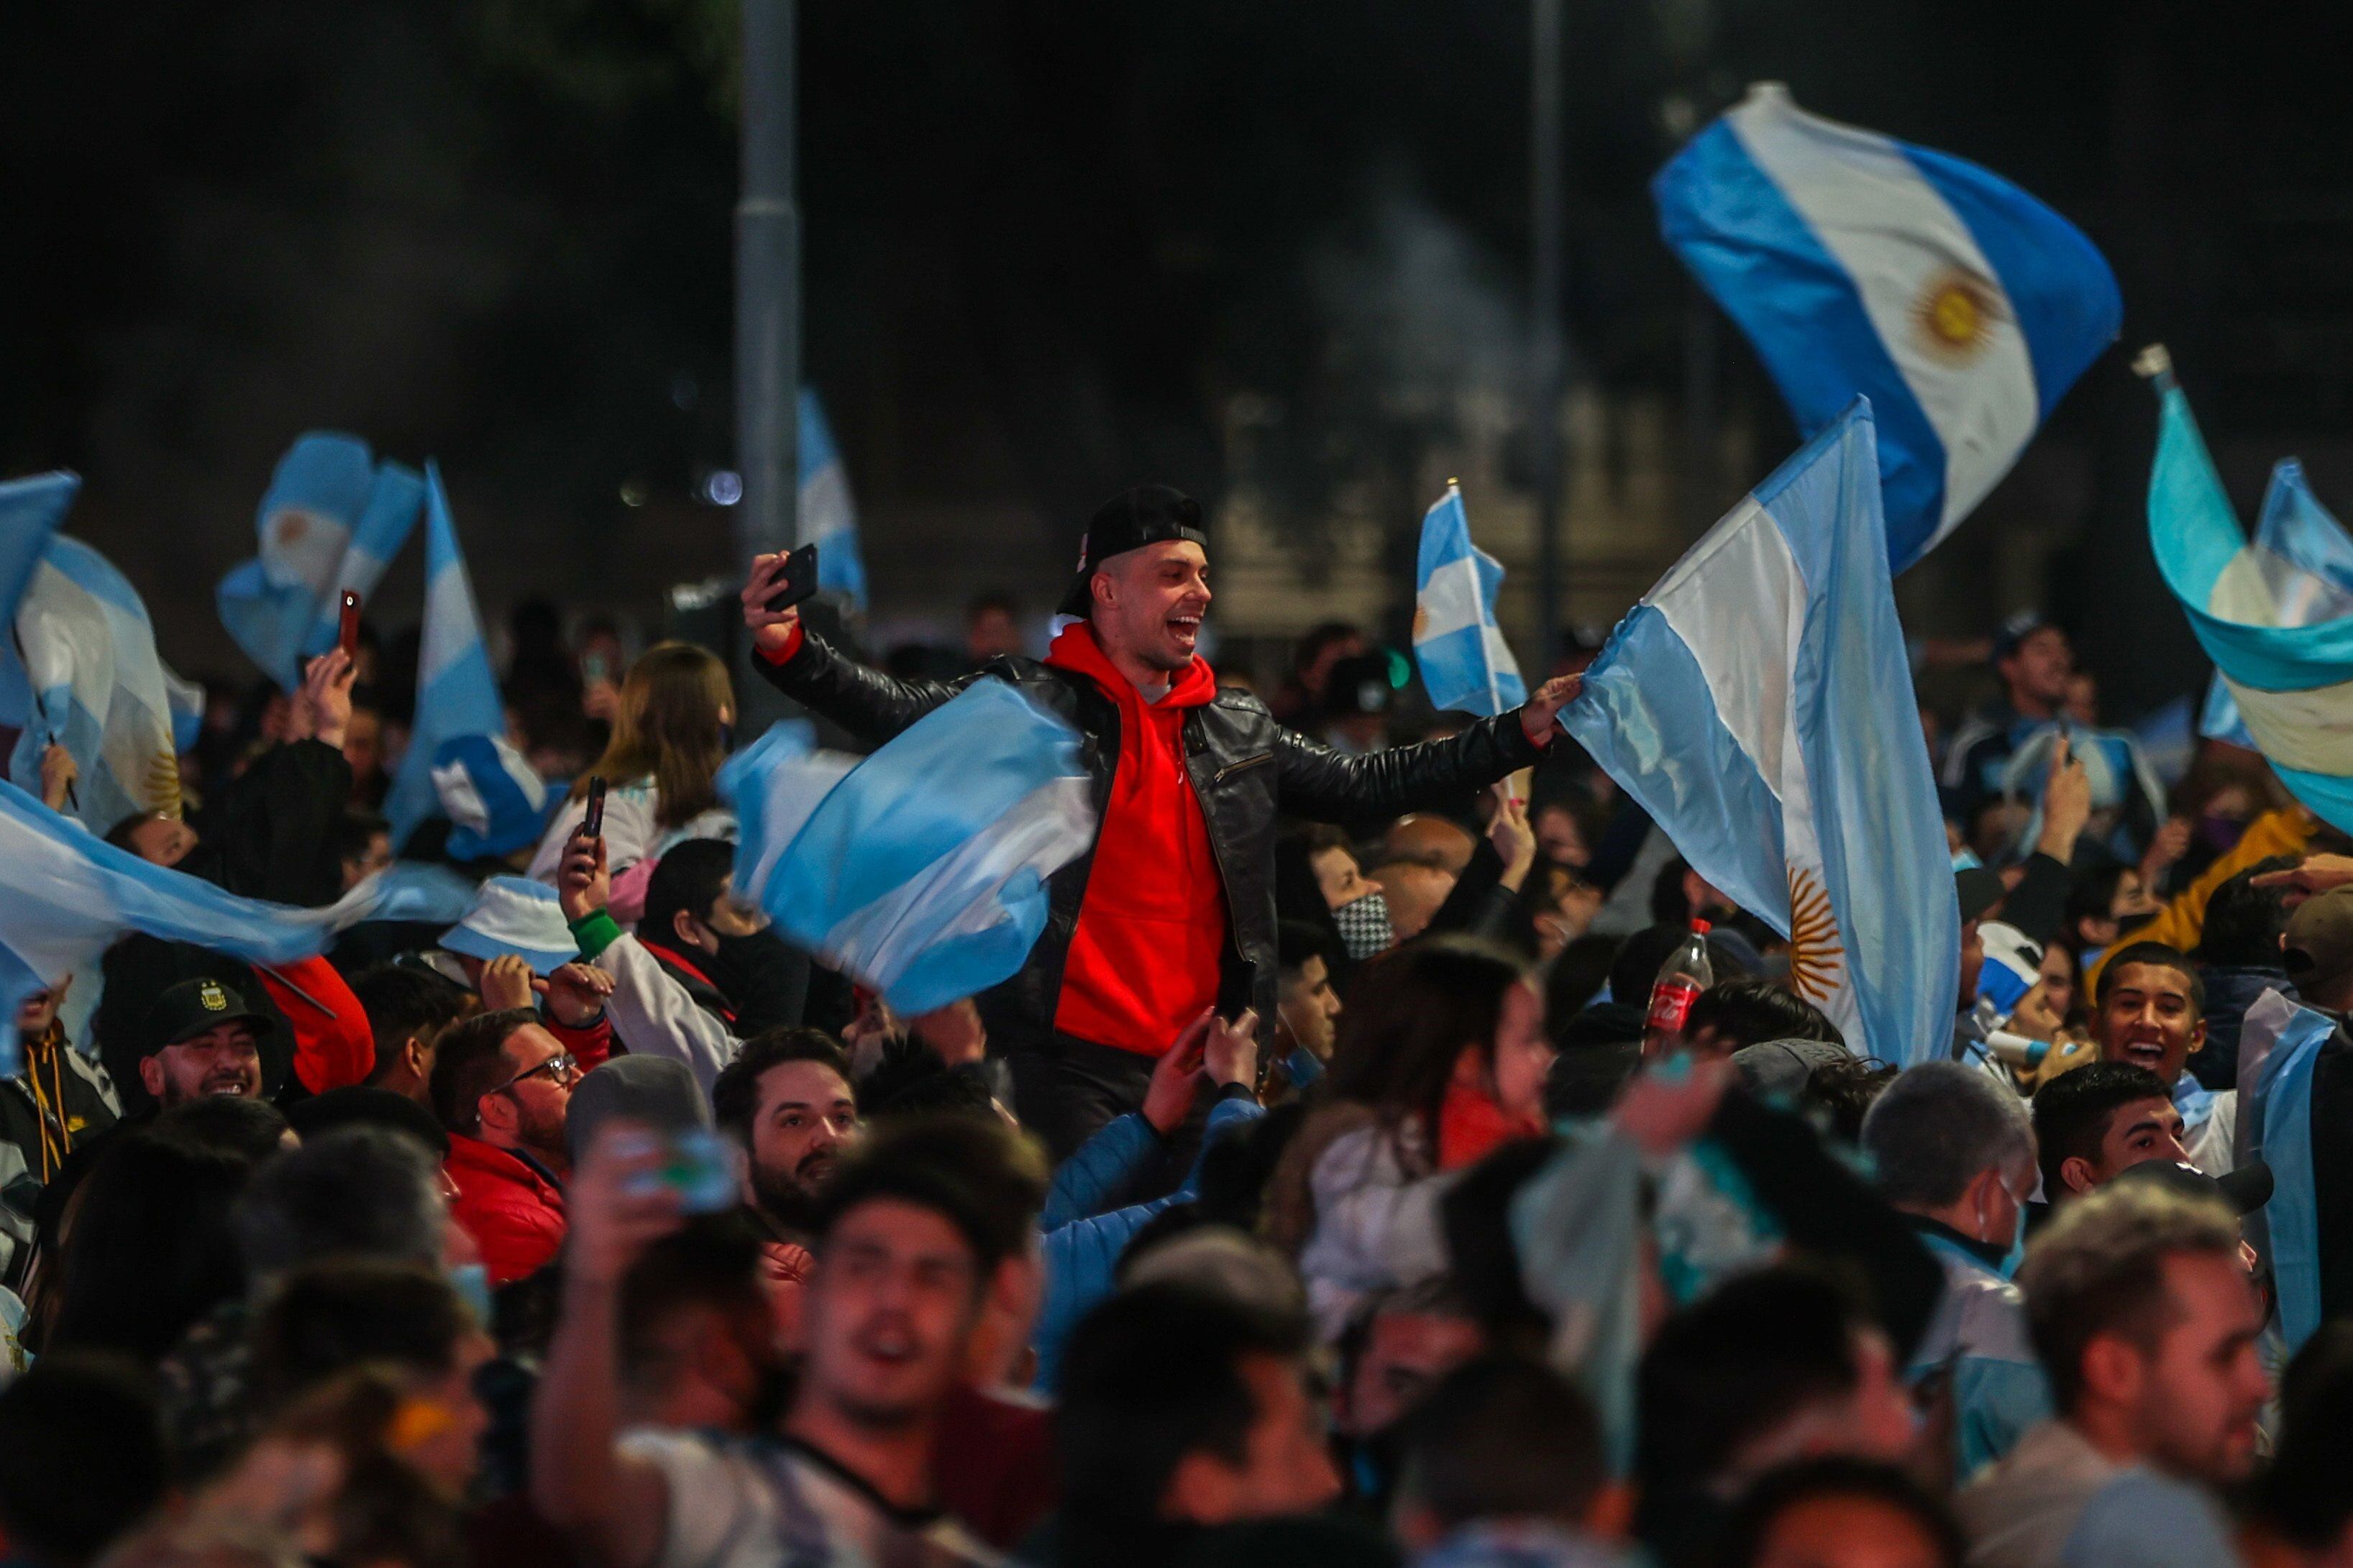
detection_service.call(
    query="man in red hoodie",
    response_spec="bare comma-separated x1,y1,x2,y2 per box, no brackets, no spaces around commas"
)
429,1007,579,1285
742,486,1577,1155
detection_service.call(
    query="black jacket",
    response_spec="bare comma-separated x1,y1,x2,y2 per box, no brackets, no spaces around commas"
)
757,631,1545,1045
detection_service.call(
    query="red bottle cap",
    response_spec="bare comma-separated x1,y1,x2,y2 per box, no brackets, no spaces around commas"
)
1691,919,1712,935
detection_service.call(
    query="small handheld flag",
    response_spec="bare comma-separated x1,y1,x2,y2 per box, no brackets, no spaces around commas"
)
383,464,512,849
1655,83,2120,572
218,434,425,689
1412,484,1527,718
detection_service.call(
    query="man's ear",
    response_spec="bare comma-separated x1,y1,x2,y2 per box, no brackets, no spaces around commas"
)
2079,1331,2144,1409
2189,1017,2209,1054
673,907,705,950
2060,1155,2098,1196
138,1055,165,1099
476,1086,516,1139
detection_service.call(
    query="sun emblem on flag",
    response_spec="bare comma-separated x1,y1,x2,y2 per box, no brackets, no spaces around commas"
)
1911,268,2004,362
1785,863,1845,1004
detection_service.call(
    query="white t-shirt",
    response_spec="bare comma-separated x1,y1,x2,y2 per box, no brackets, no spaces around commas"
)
621,1430,1001,1568
527,777,736,883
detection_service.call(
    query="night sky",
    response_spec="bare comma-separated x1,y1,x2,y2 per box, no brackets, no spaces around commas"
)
6,0,2353,713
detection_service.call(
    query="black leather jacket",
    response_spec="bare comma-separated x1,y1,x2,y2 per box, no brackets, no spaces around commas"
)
755,630,1545,1047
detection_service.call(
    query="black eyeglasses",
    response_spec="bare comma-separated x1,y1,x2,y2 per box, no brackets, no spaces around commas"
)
490,1052,580,1097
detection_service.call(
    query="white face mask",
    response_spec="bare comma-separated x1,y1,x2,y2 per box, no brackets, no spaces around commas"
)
1333,890,1394,961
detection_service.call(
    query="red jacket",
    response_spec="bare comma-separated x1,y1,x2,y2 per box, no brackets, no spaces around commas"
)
254,955,373,1096
445,1134,567,1285
1042,624,1226,1056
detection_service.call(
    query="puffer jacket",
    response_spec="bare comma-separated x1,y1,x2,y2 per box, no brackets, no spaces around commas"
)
757,625,1543,1047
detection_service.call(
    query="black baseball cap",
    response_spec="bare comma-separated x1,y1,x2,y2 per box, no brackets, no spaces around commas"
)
1056,485,1210,618
1957,866,2007,925
140,977,273,1060
2112,1154,2275,1217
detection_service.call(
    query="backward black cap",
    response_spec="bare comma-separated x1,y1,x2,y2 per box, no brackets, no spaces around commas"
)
1057,485,1209,618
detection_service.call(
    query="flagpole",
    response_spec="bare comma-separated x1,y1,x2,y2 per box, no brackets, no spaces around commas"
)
1530,0,1567,671
736,0,800,725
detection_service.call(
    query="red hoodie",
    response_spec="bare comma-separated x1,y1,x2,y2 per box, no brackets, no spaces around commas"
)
1044,623,1226,1056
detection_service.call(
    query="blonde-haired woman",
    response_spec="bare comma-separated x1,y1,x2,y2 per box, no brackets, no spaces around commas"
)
528,642,736,893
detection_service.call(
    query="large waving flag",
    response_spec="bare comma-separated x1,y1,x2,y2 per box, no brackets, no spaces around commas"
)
219,434,426,690
1655,83,2121,572
0,779,349,1073
2145,352,2353,832
1563,400,1957,1064
801,390,868,611
2197,461,2353,748
1412,484,1527,717
383,464,509,848
0,485,198,833
719,682,1095,1014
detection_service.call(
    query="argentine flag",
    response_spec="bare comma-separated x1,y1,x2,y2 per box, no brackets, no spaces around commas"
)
0,477,203,833
0,780,352,1073
1564,400,1958,1065
2196,462,2353,750
219,434,426,690
1413,484,1527,718
719,682,1095,1014
801,390,867,611
1655,83,2121,572
2147,354,2353,832
383,464,510,849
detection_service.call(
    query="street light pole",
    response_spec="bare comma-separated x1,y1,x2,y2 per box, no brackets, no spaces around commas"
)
1530,0,1566,669
735,0,800,717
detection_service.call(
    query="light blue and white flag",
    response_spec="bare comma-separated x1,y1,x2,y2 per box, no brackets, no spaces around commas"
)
383,464,508,848
801,390,867,610
1,502,197,833
0,779,349,1073
1563,400,1958,1064
218,434,425,690
2146,359,2353,833
1655,83,2121,572
720,682,1095,1014
2196,461,2353,749
1413,484,1527,717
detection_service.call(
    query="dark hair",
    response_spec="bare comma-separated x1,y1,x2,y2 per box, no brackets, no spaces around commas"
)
0,1351,168,1567
1292,621,1364,677
1276,918,1339,977
2261,1323,2353,1549
334,809,390,867
641,838,736,949
1058,1283,1311,1544
711,1026,856,1147
1718,1457,1965,1568
1651,858,1699,926
2093,941,2204,1016
1803,1055,1901,1147
966,590,1018,622
283,1084,451,1160
808,1114,1047,1280
1324,937,1529,1141
1607,925,1755,1014
1439,1139,1559,1353
48,1135,250,1360
349,964,470,1084
427,1007,541,1136
102,810,164,853
2065,863,2134,935
2030,1062,2173,1199
2193,857,2298,969
233,1126,445,1275
151,1093,292,1166
1395,1357,1604,1531
619,1213,771,1389
856,1036,995,1122
1636,1267,1870,1499
1683,980,1844,1052
1545,933,1619,1019
249,1259,472,1413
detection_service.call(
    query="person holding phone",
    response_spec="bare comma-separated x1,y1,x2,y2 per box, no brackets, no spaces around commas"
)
741,485,1581,1158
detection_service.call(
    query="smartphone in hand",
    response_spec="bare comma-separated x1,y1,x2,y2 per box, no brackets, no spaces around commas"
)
762,543,822,613
582,776,608,839
338,590,362,659
620,1128,740,1214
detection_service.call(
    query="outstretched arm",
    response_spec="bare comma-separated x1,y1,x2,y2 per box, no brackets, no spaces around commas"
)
1274,677,1576,823
739,552,977,742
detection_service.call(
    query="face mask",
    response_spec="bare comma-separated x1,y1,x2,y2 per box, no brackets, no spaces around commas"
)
449,1262,494,1325
705,927,795,999
1333,890,1393,961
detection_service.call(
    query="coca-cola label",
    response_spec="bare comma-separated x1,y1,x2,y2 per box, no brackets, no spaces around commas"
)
1647,978,1702,1035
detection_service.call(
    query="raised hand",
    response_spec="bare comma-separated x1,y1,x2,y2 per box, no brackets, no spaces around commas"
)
1142,1009,1214,1134
739,553,802,658
1204,1009,1261,1094
540,961,614,1027
478,953,537,1012
558,831,611,923
296,647,357,750
1519,674,1583,747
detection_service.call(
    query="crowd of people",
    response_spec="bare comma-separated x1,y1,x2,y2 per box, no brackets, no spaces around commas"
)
4,483,2352,1568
